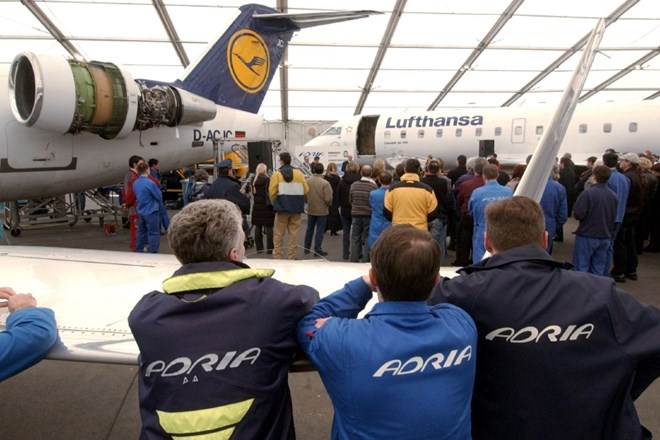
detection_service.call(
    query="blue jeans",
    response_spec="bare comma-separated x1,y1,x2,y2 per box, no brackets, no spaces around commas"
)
136,212,161,253
573,235,610,275
350,216,371,263
428,218,447,265
305,215,328,252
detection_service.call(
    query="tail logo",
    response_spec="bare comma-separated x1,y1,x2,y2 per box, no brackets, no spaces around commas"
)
227,30,270,94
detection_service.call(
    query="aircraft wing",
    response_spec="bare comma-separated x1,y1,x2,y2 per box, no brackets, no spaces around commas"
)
0,246,456,366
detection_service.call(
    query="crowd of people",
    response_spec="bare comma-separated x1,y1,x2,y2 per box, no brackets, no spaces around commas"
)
3,149,660,439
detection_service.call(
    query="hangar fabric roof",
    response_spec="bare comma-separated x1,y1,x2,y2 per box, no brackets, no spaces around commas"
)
1,0,659,122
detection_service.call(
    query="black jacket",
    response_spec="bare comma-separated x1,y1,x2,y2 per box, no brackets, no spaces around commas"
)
251,174,275,227
205,174,250,214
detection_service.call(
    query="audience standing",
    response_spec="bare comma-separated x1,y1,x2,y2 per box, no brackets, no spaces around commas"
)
129,199,319,439
572,165,618,275
337,161,361,260
324,162,342,235
367,171,392,249
251,163,275,254
611,152,644,282
429,196,660,440
349,165,378,263
298,225,476,439
269,152,309,260
384,158,437,230
540,164,568,254
468,164,513,263
304,163,333,257
453,157,487,266
421,159,450,261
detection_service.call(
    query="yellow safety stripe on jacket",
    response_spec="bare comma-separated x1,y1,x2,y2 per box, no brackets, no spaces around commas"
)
156,398,254,438
162,268,275,294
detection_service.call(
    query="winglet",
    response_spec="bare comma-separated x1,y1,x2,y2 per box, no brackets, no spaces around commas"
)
514,18,606,202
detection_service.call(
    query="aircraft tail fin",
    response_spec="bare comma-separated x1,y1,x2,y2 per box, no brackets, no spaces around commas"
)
175,4,377,114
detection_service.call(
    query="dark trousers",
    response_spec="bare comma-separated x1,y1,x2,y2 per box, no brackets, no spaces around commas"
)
305,215,328,253
612,214,639,276
340,214,352,259
255,225,274,254
455,214,473,266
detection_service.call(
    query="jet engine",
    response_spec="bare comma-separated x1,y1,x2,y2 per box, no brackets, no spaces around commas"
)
8,52,217,140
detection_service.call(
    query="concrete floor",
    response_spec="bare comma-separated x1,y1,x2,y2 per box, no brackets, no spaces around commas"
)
0,212,658,439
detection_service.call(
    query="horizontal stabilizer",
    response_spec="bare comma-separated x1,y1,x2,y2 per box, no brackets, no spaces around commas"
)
254,10,381,29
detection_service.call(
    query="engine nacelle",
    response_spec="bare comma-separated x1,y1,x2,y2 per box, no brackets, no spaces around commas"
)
8,52,217,140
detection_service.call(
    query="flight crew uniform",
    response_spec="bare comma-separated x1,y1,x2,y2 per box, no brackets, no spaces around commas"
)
429,244,660,440
129,261,319,439
297,278,477,440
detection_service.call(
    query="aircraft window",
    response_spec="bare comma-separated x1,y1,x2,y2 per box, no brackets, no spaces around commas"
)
495,127,502,136
629,122,638,133
456,128,463,137
401,130,407,139
536,126,543,135
475,128,482,137
322,127,341,136
603,123,612,133
385,131,391,139
418,130,424,139
514,126,523,136
579,124,588,134
436,129,443,138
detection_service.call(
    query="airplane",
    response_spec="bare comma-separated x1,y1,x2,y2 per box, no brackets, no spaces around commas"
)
300,100,660,171
0,4,377,231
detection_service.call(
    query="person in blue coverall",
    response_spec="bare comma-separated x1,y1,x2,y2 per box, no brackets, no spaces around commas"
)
540,164,568,254
133,162,167,253
469,164,512,263
0,287,58,381
297,224,477,440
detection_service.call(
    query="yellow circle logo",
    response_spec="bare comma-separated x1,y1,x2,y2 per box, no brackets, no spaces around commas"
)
227,30,270,94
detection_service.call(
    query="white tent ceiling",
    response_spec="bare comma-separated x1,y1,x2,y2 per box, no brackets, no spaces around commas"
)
1,0,659,122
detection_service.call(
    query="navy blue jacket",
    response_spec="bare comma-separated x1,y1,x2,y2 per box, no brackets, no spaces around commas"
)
129,261,319,439
573,183,618,239
205,174,251,214
429,245,660,440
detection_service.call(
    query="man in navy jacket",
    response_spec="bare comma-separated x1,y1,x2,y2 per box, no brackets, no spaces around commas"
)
430,196,660,440
129,200,319,439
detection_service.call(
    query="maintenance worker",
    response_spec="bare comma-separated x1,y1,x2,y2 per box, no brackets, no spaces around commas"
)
133,162,166,253
429,196,660,440
129,199,319,439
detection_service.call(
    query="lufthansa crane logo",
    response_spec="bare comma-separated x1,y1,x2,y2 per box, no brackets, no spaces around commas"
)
227,30,270,94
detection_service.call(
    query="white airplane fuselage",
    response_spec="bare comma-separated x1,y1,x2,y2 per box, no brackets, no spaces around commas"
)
0,66,263,201
302,102,660,168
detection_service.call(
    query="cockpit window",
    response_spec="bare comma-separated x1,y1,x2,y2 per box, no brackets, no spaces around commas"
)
321,126,342,136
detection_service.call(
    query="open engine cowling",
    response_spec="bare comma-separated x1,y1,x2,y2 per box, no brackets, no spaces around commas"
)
8,52,217,140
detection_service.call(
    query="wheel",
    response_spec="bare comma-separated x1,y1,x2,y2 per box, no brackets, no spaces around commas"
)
10,228,21,237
